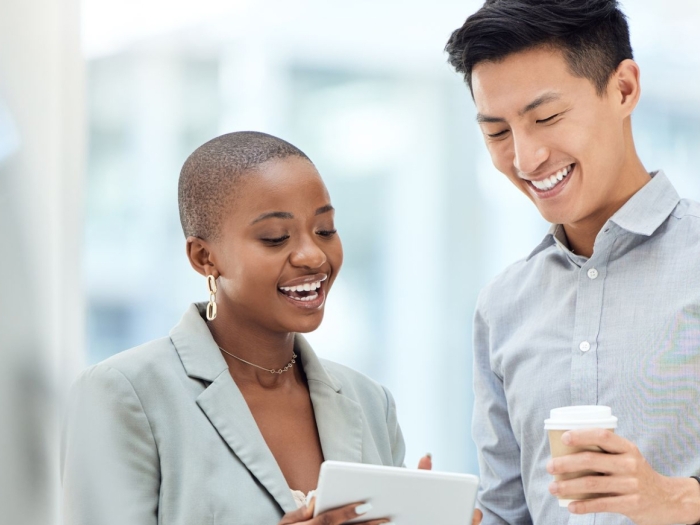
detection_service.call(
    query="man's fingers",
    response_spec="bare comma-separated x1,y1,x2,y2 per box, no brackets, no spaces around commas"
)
567,494,639,515
562,429,631,454
417,453,432,470
551,474,638,498
548,449,631,476
472,508,483,525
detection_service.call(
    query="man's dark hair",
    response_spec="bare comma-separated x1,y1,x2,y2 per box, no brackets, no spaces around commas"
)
178,131,311,240
445,0,633,96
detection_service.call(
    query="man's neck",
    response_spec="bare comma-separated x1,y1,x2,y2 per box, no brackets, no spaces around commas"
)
564,161,651,258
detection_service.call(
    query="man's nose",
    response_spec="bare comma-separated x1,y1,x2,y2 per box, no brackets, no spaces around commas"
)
512,133,549,176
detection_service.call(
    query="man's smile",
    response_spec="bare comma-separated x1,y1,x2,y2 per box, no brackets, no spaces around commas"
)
522,163,575,197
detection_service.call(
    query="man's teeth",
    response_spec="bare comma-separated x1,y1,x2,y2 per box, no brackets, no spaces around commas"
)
531,165,573,191
279,281,322,293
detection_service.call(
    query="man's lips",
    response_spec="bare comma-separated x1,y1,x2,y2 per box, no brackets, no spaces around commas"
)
523,163,575,193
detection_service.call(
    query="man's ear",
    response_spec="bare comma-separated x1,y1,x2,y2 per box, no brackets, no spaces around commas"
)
612,59,641,118
186,236,219,278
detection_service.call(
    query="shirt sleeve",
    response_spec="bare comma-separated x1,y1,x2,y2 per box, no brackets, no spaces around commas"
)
472,297,532,524
61,364,160,525
383,386,407,468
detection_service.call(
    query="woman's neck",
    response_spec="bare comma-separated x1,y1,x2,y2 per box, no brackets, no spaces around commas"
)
206,307,300,388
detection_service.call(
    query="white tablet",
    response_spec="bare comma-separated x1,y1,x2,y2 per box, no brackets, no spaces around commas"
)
313,461,479,525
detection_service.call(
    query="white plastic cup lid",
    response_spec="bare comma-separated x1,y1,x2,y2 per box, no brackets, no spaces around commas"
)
544,405,617,430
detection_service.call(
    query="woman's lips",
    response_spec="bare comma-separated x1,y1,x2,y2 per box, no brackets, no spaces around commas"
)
278,283,326,310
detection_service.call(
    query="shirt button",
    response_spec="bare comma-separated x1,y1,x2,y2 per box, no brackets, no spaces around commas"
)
579,341,591,352
587,268,599,280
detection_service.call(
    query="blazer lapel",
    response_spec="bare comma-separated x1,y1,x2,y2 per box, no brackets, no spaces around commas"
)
170,303,297,514
196,372,297,513
295,335,364,464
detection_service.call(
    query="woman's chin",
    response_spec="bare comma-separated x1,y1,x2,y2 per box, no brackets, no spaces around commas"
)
286,311,325,334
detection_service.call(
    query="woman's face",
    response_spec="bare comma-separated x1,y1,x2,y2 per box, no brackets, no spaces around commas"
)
209,156,343,334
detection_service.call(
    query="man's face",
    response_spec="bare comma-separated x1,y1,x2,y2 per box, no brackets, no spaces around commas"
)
471,47,629,227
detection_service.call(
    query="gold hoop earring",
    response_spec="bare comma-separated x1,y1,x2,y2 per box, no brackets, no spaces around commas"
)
206,275,218,321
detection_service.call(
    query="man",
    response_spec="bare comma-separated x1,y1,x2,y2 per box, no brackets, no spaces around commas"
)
445,1,700,523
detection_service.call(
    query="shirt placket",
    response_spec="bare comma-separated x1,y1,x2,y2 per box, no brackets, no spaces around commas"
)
570,229,615,407
565,231,615,525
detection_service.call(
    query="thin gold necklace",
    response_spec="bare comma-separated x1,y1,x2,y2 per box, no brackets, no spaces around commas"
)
218,346,297,375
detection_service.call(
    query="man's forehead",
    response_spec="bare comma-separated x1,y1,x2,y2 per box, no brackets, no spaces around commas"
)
471,49,575,117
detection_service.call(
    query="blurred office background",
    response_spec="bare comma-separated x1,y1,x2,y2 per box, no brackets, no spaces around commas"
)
1,1,699,520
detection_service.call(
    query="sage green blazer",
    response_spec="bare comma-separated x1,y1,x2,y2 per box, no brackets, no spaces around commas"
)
61,303,405,525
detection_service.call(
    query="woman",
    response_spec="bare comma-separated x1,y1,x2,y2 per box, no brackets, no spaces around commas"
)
62,132,409,525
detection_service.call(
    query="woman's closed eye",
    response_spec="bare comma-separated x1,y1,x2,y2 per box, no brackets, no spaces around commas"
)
260,234,290,245
316,229,337,238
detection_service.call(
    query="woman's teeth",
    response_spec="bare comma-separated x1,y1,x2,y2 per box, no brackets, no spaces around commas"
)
279,281,322,293
531,164,573,191
287,293,318,302
278,280,322,302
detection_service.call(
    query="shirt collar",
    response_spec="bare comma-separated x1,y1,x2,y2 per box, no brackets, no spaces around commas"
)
608,171,680,236
526,171,679,261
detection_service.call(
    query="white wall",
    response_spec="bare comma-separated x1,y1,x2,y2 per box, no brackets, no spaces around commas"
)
0,0,85,521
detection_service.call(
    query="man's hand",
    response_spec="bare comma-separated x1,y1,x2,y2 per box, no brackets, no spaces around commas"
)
547,429,700,525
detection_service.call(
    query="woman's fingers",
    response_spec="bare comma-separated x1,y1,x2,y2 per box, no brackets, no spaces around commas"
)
417,453,432,470
278,504,314,524
472,508,483,525
307,502,377,525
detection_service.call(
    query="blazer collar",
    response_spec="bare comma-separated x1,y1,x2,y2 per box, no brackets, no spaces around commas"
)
295,335,364,465
169,304,363,513
169,302,228,382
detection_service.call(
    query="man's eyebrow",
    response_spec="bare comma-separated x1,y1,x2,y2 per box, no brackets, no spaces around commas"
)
315,204,334,216
519,92,561,116
476,114,506,124
251,211,294,224
475,92,563,124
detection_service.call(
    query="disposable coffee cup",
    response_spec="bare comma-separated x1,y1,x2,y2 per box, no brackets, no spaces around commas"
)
544,406,617,507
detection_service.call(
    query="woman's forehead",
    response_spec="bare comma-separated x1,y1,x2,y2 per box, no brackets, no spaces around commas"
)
232,158,331,222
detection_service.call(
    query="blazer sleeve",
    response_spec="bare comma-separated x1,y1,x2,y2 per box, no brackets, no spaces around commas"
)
383,386,406,468
61,364,160,525
472,298,532,525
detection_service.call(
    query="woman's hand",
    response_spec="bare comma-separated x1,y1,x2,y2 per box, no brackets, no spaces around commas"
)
278,500,391,525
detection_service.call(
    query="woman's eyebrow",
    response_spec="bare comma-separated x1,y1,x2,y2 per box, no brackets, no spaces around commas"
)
315,204,334,216
251,205,333,224
251,211,293,224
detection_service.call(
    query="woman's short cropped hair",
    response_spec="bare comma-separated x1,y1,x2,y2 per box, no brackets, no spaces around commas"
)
178,131,311,241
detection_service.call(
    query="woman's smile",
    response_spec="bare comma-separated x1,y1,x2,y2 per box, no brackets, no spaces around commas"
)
278,273,328,310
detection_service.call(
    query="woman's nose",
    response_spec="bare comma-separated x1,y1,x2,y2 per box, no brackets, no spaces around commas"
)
290,236,327,269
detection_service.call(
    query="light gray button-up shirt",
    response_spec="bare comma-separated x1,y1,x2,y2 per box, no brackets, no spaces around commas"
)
472,172,700,525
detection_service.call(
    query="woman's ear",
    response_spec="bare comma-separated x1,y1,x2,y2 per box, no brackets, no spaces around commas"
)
186,236,219,278
612,59,641,118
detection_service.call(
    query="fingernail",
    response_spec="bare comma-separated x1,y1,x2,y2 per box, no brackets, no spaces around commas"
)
426,452,432,459
549,482,558,494
562,432,572,445
355,503,373,515
546,459,555,473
